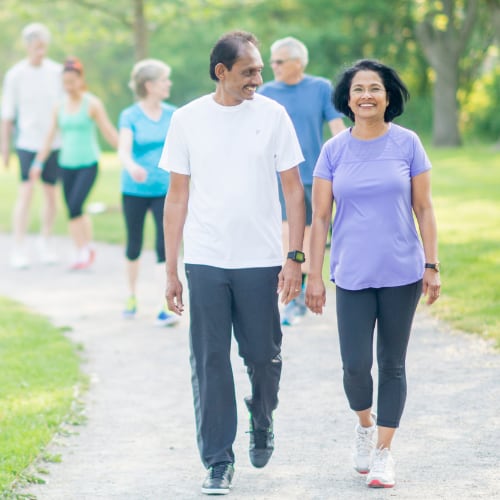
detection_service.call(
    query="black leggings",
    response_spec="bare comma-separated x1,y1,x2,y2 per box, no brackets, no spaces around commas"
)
336,280,422,428
122,194,166,262
60,164,98,219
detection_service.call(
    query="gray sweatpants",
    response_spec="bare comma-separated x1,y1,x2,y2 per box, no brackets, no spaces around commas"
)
185,264,283,468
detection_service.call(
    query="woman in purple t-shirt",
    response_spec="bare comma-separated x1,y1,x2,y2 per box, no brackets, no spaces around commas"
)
306,60,441,489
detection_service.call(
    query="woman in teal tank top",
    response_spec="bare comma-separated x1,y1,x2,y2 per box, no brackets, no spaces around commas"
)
33,57,118,269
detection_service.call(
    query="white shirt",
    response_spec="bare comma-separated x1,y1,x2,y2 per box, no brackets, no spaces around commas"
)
1,58,62,150
159,93,304,269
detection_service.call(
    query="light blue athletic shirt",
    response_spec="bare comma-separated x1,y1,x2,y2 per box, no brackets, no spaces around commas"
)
259,75,342,185
118,102,176,197
314,124,431,291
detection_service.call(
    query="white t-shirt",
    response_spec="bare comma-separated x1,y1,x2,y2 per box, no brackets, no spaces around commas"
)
1,58,62,151
159,93,304,269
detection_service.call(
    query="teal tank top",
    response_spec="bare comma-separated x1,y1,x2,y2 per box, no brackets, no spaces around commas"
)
58,93,100,168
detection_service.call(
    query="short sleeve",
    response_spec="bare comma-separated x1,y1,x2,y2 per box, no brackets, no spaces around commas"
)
410,132,432,177
1,70,17,120
273,107,304,172
118,108,133,131
313,140,334,181
158,111,190,174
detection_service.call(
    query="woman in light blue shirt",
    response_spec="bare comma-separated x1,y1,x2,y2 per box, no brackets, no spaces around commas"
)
118,59,177,326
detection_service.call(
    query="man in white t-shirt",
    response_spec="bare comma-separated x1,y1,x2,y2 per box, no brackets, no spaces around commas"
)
1,23,62,268
160,31,305,495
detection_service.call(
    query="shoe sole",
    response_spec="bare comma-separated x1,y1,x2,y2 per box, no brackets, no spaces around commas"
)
155,319,179,327
367,479,395,488
201,486,231,495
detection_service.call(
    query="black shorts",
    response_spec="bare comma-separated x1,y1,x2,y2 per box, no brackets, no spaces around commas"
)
17,148,60,185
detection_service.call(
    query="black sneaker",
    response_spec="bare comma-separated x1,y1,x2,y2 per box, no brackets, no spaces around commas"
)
201,462,234,495
245,398,275,468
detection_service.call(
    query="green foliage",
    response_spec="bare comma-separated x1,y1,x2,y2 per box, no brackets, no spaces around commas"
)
461,65,500,141
0,298,81,494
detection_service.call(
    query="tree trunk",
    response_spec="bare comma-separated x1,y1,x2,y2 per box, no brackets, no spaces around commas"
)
133,0,148,61
433,63,461,146
415,0,479,147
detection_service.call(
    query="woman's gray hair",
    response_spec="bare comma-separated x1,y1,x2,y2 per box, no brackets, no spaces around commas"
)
22,23,51,45
128,59,171,98
270,36,308,68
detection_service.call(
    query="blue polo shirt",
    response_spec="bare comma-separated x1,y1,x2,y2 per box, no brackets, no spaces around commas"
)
259,75,342,184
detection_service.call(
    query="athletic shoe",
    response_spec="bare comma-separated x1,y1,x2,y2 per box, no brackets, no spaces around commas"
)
122,296,137,319
366,447,395,488
245,397,274,468
201,462,234,495
37,237,58,265
353,413,377,474
155,309,178,327
281,299,298,326
10,251,30,269
294,288,307,317
70,247,96,271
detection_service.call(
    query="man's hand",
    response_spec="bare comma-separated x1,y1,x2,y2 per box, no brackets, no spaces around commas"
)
166,274,184,315
277,260,302,305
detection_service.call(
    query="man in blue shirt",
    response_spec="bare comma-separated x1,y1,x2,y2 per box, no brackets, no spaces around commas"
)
259,36,345,325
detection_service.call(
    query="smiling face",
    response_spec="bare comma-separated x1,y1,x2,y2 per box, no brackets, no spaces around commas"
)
63,70,85,97
348,70,389,123
215,42,263,106
269,46,303,84
26,39,47,66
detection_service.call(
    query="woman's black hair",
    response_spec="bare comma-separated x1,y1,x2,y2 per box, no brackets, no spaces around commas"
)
333,59,409,122
209,31,259,82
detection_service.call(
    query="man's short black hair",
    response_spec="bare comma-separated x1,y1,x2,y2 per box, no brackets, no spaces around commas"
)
334,59,410,122
209,31,259,82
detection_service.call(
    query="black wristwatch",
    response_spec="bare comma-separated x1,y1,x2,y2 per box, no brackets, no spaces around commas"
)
287,250,306,263
425,262,440,272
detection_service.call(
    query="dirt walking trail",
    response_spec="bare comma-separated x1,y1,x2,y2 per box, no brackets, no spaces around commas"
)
1,234,499,499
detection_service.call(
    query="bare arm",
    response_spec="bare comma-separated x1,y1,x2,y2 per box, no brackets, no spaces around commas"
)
1,119,14,168
117,127,147,182
412,170,441,305
328,117,346,137
278,166,305,304
90,97,119,149
164,172,190,315
305,178,333,314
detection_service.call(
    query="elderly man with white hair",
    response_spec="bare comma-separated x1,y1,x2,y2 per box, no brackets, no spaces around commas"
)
259,36,345,326
1,22,63,268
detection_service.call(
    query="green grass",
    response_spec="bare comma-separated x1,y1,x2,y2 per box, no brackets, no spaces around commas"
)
0,297,82,494
427,145,500,343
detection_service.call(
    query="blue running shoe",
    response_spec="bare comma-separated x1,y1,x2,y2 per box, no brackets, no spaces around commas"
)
155,309,179,327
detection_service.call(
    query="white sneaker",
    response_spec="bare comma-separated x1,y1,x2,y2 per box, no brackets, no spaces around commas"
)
366,447,395,488
10,251,30,269
353,414,376,473
37,238,58,265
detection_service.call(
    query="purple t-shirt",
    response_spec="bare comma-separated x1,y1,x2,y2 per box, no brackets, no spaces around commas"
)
313,124,431,290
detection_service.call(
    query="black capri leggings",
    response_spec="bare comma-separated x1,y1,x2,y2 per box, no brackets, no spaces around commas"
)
336,280,422,428
60,164,98,219
122,193,166,262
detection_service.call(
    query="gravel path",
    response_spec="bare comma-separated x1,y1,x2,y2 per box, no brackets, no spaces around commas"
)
2,234,499,500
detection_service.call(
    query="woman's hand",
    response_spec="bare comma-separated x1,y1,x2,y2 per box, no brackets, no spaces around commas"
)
306,275,327,314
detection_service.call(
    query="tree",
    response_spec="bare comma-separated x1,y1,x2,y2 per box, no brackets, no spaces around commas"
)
415,0,479,146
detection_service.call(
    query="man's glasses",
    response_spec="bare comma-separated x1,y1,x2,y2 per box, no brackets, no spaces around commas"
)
269,58,293,65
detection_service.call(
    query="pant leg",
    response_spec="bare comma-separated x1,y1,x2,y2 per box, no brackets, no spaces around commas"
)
63,165,97,219
122,194,149,261
336,286,377,412
376,280,423,428
230,266,282,430
185,264,236,468
150,195,166,263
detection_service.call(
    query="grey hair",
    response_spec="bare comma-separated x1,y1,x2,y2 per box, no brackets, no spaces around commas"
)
128,59,171,98
22,23,51,45
270,36,308,68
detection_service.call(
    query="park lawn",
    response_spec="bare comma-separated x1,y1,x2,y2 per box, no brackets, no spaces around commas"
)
1,148,499,344
0,297,82,494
